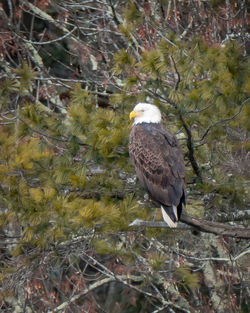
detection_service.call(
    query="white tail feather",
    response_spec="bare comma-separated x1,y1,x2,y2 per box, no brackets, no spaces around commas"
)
161,206,178,228
173,205,178,220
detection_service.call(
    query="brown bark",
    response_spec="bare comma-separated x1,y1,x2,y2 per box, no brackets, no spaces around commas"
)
180,212,250,239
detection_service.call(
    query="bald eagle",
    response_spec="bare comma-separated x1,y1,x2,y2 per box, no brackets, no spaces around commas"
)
129,103,186,228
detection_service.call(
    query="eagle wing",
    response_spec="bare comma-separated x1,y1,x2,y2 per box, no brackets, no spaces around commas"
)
129,123,185,208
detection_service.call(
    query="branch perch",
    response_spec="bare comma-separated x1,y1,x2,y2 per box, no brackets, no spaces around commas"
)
130,212,250,239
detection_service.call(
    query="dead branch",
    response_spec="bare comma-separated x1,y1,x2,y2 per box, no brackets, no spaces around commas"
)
48,275,143,313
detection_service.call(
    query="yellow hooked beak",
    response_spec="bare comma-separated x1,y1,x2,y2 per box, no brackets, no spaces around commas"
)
129,110,139,120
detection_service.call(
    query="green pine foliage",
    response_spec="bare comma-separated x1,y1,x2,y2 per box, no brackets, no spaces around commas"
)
175,266,200,291
0,78,143,249
113,49,136,75
93,237,134,263
148,252,167,271
112,38,249,210
141,50,165,78
123,1,143,25
14,62,37,93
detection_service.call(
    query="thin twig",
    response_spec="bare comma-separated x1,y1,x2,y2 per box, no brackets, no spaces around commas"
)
198,98,249,143
18,26,77,45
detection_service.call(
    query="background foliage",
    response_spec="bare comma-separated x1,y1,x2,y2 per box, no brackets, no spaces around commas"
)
0,1,249,312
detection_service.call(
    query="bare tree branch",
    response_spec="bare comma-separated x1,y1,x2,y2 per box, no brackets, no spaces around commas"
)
49,275,143,313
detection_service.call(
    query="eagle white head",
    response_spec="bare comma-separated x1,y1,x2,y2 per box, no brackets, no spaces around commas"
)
129,103,162,125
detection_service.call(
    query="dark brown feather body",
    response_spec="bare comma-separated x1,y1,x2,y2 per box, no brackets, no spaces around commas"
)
129,122,186,222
